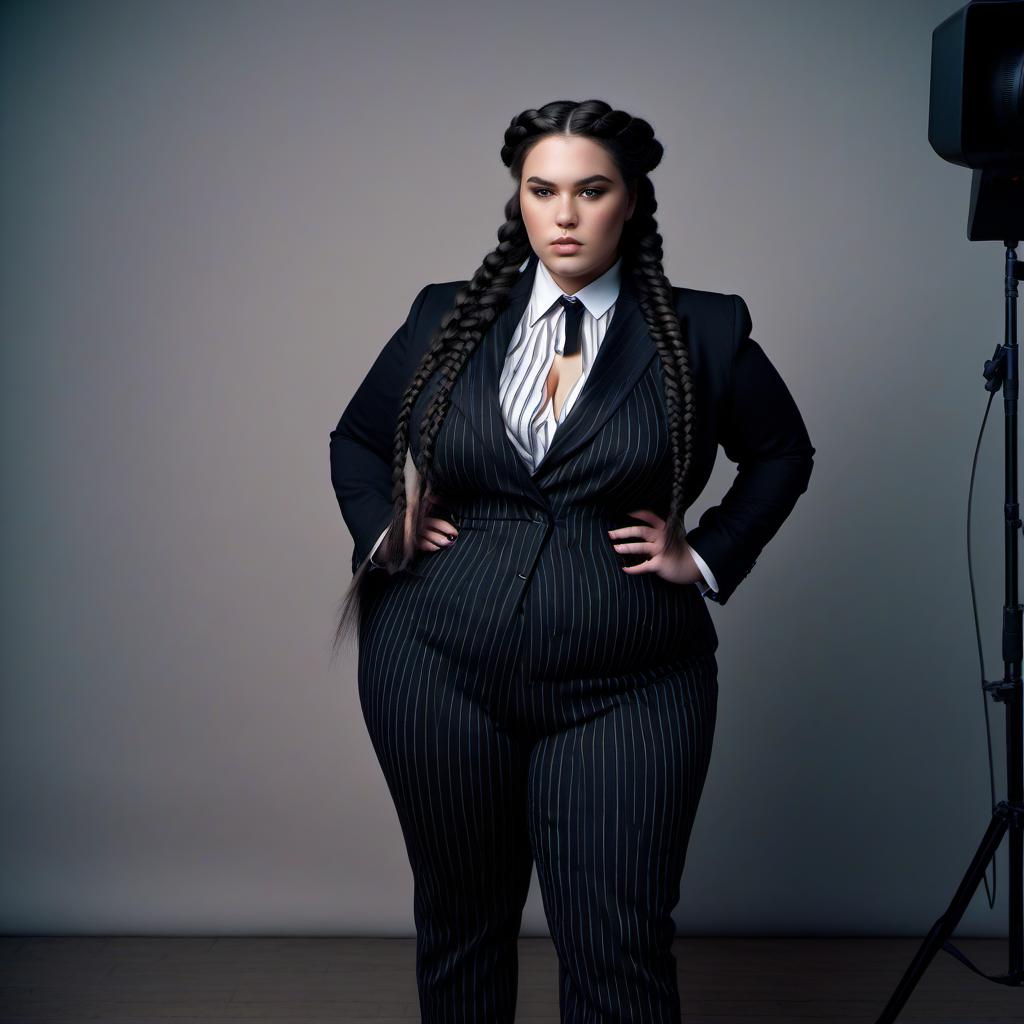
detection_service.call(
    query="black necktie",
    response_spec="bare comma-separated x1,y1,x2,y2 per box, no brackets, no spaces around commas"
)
558,294,584,356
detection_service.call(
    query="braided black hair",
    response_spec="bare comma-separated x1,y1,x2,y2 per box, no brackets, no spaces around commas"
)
331,99,696,660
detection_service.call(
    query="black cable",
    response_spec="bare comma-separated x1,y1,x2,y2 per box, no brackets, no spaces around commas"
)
965,386,1002,909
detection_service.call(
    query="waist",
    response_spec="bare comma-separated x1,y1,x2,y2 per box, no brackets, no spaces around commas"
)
445,496,632,524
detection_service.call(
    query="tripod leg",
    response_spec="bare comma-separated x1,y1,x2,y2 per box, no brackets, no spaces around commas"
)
874,811,1010,1024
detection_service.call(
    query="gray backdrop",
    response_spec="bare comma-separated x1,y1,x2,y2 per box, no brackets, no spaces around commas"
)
1,0,1011,937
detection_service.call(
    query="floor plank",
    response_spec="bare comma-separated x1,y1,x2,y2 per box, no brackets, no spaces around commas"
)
0,936,1019,1022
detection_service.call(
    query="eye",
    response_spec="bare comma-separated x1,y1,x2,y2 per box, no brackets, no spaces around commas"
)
529,187,607,199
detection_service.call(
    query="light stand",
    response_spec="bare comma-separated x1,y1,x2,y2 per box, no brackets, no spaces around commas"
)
875,241,1023,1021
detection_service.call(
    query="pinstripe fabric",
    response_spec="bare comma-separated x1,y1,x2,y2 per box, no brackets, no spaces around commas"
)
351,257,729,1022
357,594,717,1023
332,250,814,1020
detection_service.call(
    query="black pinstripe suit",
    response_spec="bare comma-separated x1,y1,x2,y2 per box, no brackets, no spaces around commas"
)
329,252,814,1022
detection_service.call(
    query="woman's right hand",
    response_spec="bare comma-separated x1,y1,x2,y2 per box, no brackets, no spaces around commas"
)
416,516,459,552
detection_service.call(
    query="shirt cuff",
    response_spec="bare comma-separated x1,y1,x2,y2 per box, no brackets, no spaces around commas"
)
688,542,719,598
367,525,390,570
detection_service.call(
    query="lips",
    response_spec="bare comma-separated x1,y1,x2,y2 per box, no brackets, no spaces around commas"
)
553,237,581,244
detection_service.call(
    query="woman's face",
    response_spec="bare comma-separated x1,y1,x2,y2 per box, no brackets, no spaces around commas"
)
519,134,636,294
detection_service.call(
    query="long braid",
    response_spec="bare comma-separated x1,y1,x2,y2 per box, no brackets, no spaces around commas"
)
552,103,697,556
417,227,527,503
625,177,697,557
332,99,696,658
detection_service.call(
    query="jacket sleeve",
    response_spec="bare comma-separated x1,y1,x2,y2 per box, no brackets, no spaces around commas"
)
329,283,433,574
683,294,815,605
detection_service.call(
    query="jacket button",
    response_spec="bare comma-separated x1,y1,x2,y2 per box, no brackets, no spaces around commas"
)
517,572,528,579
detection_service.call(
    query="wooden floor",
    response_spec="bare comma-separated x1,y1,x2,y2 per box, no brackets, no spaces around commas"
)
0,936,1019,1022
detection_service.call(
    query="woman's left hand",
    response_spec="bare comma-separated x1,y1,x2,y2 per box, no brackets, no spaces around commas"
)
608,508,705,586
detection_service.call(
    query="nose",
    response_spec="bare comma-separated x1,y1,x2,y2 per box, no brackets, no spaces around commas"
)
556,207,577,227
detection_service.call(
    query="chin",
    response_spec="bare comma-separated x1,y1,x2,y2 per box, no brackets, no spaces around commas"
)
543,250,594,266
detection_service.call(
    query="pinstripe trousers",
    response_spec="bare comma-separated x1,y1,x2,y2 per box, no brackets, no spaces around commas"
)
358,551,719,1024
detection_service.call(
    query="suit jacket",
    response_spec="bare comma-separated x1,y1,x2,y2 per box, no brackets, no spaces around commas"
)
330,253,814,625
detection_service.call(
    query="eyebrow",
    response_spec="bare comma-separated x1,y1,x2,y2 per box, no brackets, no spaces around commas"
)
526,175,614,188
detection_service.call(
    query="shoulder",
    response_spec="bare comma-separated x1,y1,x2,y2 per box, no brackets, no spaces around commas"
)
404,279,466,333
672,284,746,334
671,284,753,356
423,279,468,307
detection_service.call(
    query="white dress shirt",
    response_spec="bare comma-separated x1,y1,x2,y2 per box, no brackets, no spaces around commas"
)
367,258,719,598
498,255,617,473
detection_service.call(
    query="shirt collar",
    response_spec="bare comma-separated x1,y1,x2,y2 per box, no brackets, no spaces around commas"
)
521,254,622,328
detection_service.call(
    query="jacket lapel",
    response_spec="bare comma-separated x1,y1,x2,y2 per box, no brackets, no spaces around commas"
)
450,252,659,503
531,276,657,477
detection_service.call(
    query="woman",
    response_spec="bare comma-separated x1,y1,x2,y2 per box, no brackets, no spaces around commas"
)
329,99,814,1023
